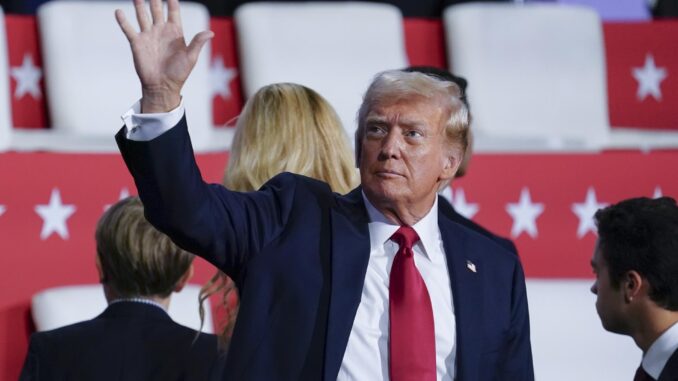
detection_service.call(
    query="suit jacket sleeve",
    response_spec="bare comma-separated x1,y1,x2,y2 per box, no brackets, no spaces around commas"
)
115,116,296,277
504,258,534,380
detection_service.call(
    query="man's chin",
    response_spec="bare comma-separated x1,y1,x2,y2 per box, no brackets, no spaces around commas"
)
599,318,627,335
363,181,402,201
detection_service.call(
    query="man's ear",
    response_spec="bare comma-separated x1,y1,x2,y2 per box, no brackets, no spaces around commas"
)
440,148,462,182
354,129,363,168
173,264,194,293
623,270,644,303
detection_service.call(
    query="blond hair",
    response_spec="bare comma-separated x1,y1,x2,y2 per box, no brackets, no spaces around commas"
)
224,83,358,194
201,83,358,344
96,197,194,298
355,70,470,164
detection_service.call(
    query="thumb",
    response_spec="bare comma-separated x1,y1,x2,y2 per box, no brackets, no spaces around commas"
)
187,30,214,63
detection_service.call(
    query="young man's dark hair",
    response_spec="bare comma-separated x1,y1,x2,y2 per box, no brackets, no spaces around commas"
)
595,196,678,310
591,196,678,380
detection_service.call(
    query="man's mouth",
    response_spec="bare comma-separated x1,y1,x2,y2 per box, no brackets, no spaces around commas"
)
375,170,404,178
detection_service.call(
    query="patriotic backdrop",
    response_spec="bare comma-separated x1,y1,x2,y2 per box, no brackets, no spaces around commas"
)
1,15,678,381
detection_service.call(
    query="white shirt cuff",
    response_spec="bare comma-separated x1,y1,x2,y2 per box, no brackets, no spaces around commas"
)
121,99,185,141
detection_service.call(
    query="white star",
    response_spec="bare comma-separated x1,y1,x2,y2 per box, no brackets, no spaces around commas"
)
0,204,5,217
210,56,238,99
632,54,667,101
35,188,76,240
505,187,544,239
10,53,42,100
653,186,663,199
449,187,479,220
104,188,131,211
572,187,607,239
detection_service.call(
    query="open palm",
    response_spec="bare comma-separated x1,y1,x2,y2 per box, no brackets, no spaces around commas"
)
116,0,213,112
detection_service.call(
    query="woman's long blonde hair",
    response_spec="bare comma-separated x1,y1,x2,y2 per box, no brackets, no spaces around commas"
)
199,83,358,345
225,82,357,194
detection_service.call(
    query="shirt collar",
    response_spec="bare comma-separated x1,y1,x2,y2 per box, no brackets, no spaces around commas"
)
643,320,678,379
362,191,441,262
109,297,167,312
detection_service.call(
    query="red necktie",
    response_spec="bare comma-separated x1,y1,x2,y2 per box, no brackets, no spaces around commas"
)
634,366,654,381
389,226,436,381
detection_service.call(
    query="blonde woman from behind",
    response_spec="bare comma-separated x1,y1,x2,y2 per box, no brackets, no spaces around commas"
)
200,82,358,347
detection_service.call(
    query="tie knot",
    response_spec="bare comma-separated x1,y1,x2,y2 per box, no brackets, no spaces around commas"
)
391,226,420,249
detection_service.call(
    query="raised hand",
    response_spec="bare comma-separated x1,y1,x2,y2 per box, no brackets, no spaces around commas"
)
115,0,213,113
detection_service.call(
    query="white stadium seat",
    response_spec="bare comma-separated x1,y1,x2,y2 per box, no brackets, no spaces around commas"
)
527,279,640,381
443,3,678,152
235,2,409,140
10,1,229,153
0,7,12,152
444,3,610,152
31,283,214,333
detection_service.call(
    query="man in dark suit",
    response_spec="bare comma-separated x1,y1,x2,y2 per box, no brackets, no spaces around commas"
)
19,197,219,381
591,197,678,381
114,0,533,379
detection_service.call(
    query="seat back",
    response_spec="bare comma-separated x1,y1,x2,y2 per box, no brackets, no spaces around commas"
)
527,279,639,380
0,7,12,152
31,283,214,333
443,3,609,150
37,1,213,150
235,2,409,140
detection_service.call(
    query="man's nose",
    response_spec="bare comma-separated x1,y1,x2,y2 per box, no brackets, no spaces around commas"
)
379,130,402,159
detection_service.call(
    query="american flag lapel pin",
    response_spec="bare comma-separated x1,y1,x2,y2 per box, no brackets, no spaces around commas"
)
466,260,477,273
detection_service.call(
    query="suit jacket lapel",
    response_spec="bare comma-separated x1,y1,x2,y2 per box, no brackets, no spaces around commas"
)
439,204,484,381
324,187,371,381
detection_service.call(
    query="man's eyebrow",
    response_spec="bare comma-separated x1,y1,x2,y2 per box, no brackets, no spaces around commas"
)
398,118,427,129
364,114,428,130
365,115,388,124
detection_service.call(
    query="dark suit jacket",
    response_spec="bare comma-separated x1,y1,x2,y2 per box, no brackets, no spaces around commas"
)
659,348,678,381
19,302,219,381
116,117,534,381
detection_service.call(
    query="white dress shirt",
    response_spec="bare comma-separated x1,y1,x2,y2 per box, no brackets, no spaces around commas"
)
337,194,456,381
121,103,457,380
121,100,184,141
109,297,167,312
642,321,678,379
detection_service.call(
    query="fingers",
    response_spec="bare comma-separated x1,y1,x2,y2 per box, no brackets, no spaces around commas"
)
134,0,151,31
150,0,164,25
115,9,136,42
187,30,214,63
167,0,182,27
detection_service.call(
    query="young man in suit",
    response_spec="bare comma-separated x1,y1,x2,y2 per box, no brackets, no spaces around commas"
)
19,197,219,381
114,0,533,379
591,197,678,381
